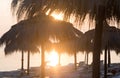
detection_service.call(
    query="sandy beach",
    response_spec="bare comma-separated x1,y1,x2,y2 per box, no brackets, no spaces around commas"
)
0,64,91,78
1,63,120,78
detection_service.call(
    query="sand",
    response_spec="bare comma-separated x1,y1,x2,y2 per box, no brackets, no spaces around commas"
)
0,63,120,78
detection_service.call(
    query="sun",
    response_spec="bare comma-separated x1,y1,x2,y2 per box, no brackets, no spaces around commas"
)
47,50,59,66
51,12,63,20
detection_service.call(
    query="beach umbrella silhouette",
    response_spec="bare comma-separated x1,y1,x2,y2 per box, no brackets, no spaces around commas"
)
102,23,120,76
0,20,40,75
5,38,39,74
81,23,120,77
82,23,120,62
0,14,82,77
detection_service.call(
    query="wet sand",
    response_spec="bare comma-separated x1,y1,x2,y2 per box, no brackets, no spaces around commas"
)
0,63,120,78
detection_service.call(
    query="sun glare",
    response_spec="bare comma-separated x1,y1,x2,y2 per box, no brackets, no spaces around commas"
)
51,12,63,20
47,50,59,66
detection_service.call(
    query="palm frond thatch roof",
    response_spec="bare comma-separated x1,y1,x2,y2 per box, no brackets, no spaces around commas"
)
0,14,83,55
46,37,84,55
11,0,120,23
82,24,120,53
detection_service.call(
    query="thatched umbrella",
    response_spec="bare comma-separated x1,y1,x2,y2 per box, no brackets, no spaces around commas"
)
0,14,82,77
0,22,40,74
102,23,120,77
5,37,39,74
81,23,120,77
82,23,120,55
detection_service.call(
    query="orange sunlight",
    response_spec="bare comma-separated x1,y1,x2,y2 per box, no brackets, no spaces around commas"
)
51,12,63,20
47,50,59,66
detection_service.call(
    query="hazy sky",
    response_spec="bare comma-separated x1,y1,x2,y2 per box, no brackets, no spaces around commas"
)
0,0,93,36
0,0,16,37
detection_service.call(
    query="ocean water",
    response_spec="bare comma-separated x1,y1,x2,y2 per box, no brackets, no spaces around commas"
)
0,46,120,71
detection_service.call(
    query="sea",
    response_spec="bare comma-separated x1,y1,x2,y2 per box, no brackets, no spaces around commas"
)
0,47,120,71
